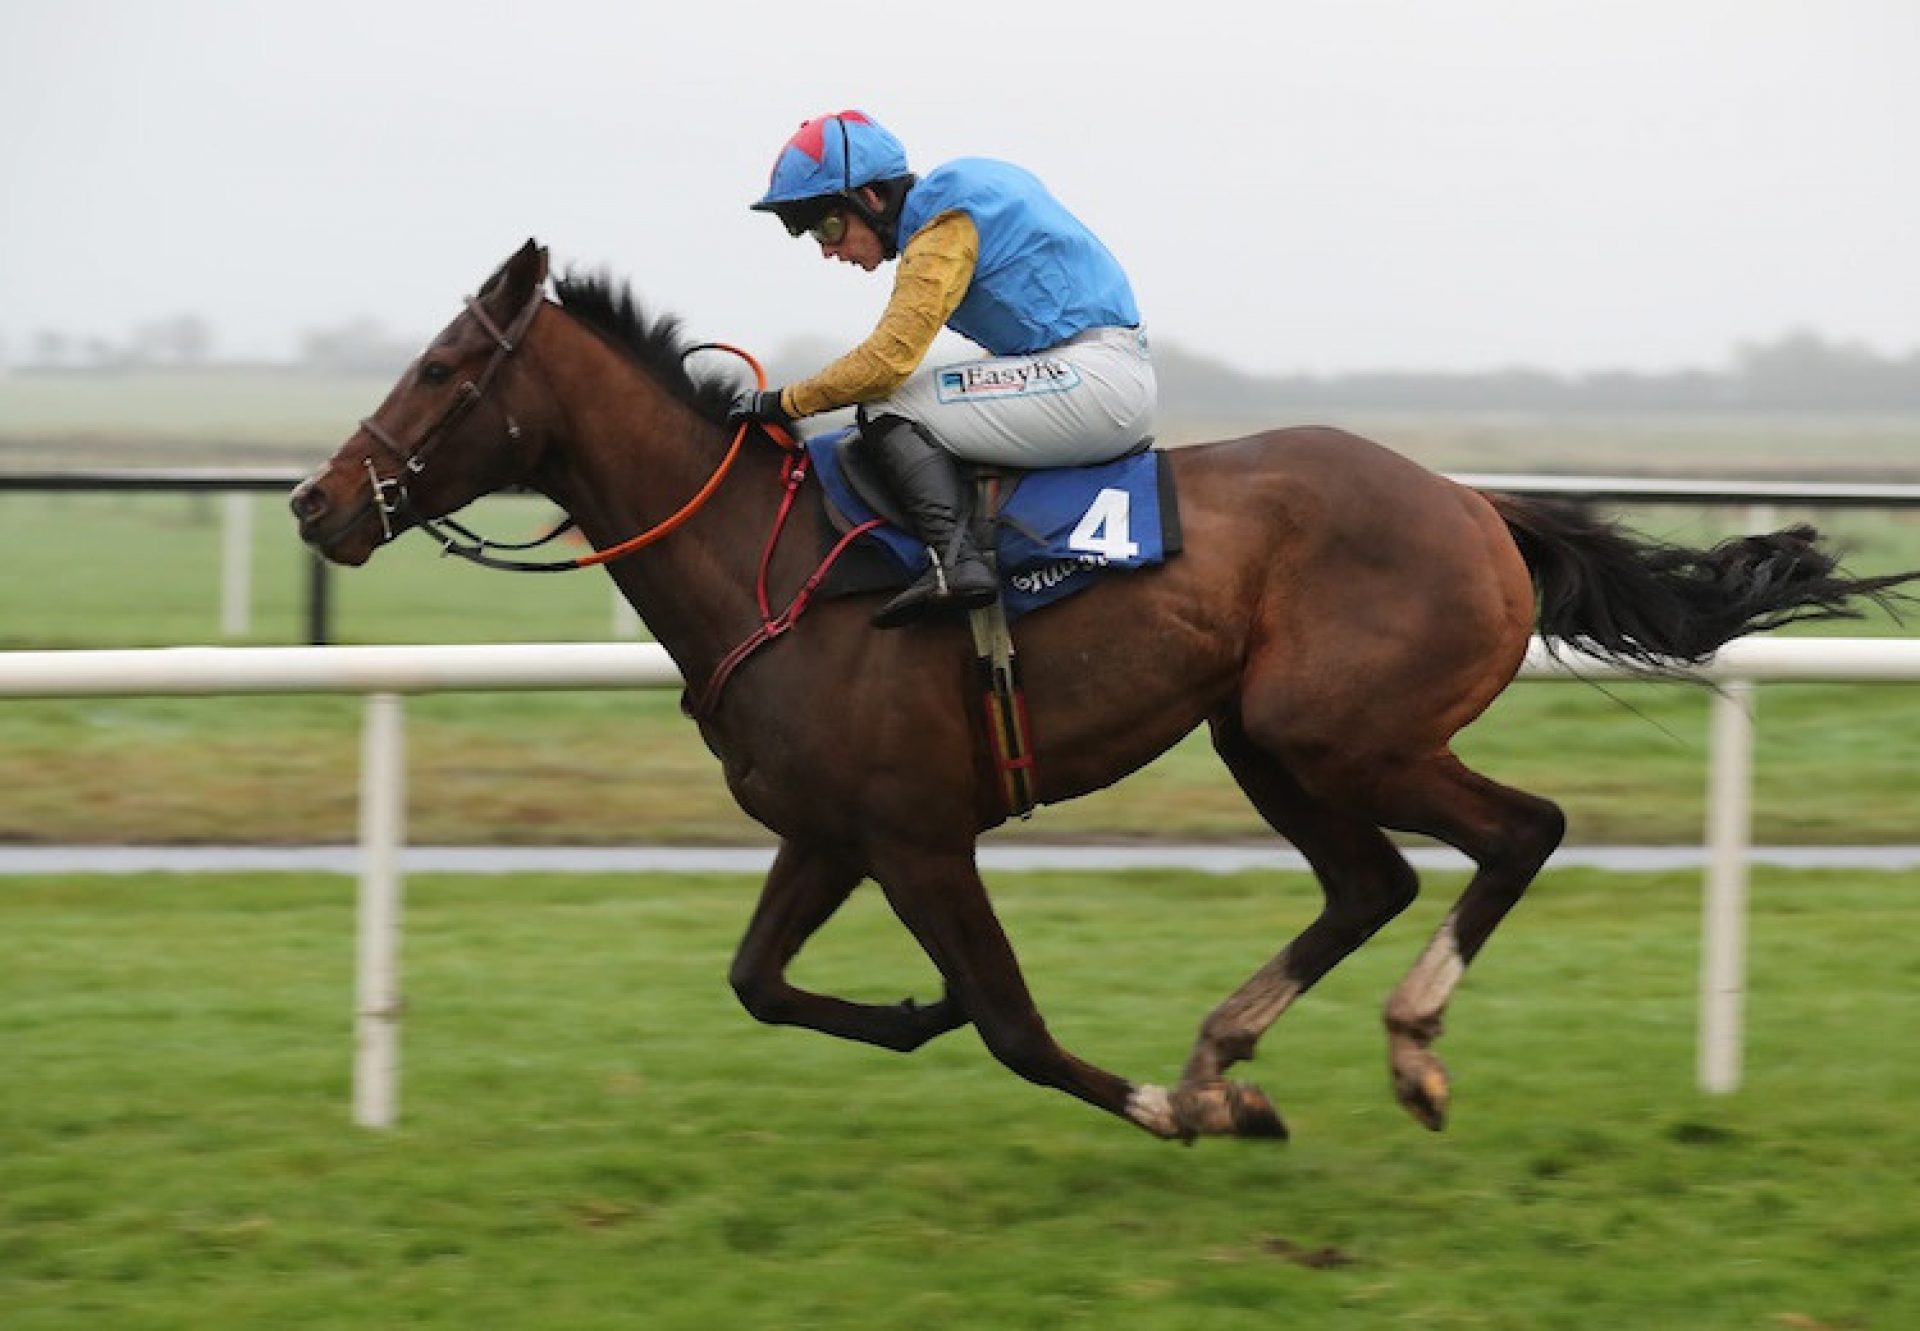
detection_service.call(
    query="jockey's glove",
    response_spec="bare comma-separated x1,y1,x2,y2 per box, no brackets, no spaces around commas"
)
730,387,793,430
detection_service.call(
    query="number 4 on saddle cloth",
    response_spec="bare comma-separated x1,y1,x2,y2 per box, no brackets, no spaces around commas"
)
805,427,1183,619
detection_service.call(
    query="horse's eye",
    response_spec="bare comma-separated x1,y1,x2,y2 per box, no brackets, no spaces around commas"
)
420,361,453,385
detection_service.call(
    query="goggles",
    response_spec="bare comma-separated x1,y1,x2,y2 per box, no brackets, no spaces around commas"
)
796,210,847,245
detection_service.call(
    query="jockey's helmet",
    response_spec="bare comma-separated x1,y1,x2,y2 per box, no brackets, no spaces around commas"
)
752,110,915,257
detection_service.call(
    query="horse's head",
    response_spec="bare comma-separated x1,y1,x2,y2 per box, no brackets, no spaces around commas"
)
291,240,554,566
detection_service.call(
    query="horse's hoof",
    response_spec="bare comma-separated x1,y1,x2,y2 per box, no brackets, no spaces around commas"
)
1225,1083,1289,1139
1391,1054,1452,1132
1169,1080,1290,1141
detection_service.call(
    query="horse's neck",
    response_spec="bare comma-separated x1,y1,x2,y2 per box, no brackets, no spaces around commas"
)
537,333,791,679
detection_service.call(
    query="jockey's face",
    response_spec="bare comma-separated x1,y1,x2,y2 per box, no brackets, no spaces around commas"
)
816,193,886,271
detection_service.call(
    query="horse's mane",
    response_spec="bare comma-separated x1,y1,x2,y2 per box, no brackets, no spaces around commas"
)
551,271,741,425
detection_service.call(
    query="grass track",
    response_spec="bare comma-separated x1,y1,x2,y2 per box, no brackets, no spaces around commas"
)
4,866,1916,1328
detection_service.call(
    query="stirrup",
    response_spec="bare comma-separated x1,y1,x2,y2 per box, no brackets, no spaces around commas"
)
873,551,995,628
873,571,946,628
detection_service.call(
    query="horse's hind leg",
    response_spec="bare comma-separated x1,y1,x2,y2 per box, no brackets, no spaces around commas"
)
1366,752,1565,1130
1172,713,1420,1133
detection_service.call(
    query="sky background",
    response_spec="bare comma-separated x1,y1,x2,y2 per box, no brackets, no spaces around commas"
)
2,0,1916,376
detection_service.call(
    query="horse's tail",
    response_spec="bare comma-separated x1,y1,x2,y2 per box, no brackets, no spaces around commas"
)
1484,492,1917,671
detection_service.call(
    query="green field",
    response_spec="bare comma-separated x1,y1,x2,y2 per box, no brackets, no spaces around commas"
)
1,490,1917,845
4,865,1916,1329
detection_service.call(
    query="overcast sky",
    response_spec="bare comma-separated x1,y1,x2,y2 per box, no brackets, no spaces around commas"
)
3,0,1916,375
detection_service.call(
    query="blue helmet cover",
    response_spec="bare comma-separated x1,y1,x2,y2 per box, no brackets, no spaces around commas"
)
754,111,910,210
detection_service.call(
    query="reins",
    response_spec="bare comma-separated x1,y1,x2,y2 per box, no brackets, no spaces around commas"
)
560,341,783,568
366,318,785,572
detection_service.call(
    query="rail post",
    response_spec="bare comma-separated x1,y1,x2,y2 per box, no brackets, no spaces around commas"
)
353,692,406,1128
220,492,254,638
611,583,640,638
306,552,332,645
1699,678,1756,1093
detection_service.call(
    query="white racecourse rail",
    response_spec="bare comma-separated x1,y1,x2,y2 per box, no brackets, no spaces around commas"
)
2,636,1917,1127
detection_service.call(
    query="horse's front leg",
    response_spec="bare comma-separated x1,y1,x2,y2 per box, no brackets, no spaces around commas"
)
870,840,1223,1142
728,838,968,1052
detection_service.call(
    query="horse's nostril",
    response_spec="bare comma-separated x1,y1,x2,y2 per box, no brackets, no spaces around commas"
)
291,484,329,521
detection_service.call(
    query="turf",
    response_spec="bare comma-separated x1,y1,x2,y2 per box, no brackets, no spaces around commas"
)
3,866,1915,1329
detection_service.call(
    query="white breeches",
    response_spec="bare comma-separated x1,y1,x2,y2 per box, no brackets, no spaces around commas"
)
869,325,1156,466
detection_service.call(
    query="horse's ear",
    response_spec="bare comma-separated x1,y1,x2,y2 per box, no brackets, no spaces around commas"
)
478,239,549,309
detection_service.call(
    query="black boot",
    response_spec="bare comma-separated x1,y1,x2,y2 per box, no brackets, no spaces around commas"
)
862,415,997,628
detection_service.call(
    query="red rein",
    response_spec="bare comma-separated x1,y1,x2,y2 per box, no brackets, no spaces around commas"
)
613,342,880,717
572,342,783,567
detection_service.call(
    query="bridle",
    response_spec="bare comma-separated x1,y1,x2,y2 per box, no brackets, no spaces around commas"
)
354,281,794,574
356,285,552,563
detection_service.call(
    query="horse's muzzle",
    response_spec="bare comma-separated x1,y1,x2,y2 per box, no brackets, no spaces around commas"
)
290,472,378,565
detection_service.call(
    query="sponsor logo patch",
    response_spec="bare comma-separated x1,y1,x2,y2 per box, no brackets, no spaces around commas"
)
936,358,1081,403
1009,555,1105,596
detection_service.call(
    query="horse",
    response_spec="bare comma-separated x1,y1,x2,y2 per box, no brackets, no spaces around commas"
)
291,241,1915,1142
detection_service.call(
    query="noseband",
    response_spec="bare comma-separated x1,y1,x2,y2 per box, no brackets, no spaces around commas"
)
357,288,546,545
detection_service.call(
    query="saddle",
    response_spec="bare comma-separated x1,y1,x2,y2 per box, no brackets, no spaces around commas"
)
807,427,1182,620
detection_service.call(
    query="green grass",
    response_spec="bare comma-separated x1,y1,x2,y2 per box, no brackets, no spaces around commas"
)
1,494,1917,845
3,866,1916,1328
0,491,624,649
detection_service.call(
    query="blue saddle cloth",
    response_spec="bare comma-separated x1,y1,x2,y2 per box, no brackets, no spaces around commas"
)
806,428,1181,620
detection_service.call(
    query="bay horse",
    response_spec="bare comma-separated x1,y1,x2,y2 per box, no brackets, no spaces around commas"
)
291,242,1914,1142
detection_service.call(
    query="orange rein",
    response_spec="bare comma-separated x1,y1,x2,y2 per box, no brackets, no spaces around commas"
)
570,342,796,567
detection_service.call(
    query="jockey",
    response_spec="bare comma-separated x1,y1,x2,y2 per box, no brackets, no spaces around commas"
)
740,110,1156,628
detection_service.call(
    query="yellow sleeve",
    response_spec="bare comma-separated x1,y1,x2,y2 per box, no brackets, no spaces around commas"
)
781,211,978,419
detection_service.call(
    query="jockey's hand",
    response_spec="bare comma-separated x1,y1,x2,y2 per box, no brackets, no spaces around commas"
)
729,388,793,432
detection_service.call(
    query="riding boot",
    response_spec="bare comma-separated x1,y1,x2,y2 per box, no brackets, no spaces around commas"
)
862,415,998,628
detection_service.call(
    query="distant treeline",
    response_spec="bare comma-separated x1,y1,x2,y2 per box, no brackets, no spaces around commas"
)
10,321,1920,412
6,316,418,376
1155,330,1920,415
